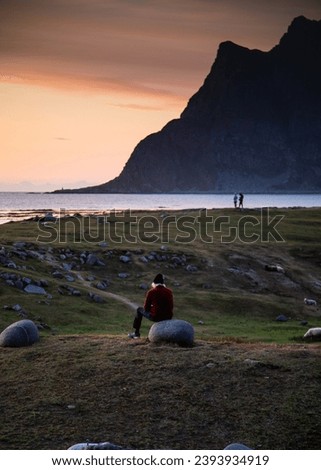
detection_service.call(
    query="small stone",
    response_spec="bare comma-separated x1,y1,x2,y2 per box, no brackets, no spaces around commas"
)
12,304,22,312
276,314,288,322
88,293,105,303
185,264,198,272
52,271,64,279
120,255,131,263
139,283,149,290
118,273,129,279
7,262,17,269
96,281,108,290
86,254,105,266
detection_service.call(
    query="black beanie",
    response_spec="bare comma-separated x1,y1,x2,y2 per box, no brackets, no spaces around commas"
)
153,273,164,285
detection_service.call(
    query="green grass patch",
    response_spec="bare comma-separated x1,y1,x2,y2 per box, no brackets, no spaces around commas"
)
1,208,321,344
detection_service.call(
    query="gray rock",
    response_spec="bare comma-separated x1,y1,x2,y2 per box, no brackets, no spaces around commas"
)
86,253,105,266
27,250,45,261
13,242,26,250
96,281,108,290
118,272,129,279
0,319,39,347
148,319,194,347
304,327,321,339
24,284,47,295
276,314,288,322
186,264,198,272
68,441,123,450
42,212,56,222
62,263,73,271
139,283,149,290
224,443,252,450
88,292,105,303
52,270,64,279
171,255,186,265
7,261,17,269
265,264,285,273
120,255,131,263
12,304,22,312
14,280,24,290
71,290,81,296
304,297,317,306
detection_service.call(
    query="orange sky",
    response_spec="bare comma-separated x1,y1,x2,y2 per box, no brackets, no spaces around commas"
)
1,0,320,191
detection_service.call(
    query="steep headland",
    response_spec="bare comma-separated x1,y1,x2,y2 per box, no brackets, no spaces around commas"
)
57,16,321,193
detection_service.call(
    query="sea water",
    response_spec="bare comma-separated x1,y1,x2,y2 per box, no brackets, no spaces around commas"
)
0,192,321,224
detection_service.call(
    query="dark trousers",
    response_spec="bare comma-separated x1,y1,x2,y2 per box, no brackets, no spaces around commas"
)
133,307,154,334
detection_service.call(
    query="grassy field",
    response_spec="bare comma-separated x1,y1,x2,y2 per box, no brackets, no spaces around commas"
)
1,207,321,449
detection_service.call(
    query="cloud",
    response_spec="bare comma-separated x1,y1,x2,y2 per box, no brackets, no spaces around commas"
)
0,0,320,99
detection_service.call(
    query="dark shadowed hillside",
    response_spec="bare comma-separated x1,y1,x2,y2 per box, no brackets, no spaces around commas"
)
57,16,321,194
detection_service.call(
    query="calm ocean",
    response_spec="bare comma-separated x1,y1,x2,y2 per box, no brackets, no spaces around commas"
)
0,192,321,224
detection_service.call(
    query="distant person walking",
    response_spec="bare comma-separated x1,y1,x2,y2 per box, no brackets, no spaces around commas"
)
239,193,244,210
233,193,238,208
128,273,174,339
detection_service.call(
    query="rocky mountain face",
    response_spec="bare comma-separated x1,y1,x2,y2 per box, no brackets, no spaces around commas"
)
68,16,321,193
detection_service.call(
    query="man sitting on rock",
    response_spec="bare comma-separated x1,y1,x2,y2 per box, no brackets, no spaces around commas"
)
128,273,173,339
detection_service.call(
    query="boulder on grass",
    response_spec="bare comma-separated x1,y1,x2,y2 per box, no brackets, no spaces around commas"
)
148,319,194,347
0,319,39,347
303,327,321,340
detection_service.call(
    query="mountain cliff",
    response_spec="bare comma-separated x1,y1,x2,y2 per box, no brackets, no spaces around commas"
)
60,16,321,193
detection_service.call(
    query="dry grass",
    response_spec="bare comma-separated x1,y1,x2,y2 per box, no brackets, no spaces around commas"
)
1,335,321,450
1,208,321,450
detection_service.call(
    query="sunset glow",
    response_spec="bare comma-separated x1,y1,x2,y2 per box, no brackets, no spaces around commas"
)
1,0,320,191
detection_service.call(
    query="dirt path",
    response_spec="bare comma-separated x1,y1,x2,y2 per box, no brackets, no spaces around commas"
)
74,273,139,311
43,255,139,312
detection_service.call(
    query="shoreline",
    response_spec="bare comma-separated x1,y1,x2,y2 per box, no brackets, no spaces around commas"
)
1,205,321,225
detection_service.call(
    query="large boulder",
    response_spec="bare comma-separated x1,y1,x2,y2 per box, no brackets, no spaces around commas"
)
0,319,39,347
148,319,194,347
303,327,321,340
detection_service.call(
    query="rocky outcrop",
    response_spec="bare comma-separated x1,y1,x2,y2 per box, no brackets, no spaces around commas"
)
58,16,321,194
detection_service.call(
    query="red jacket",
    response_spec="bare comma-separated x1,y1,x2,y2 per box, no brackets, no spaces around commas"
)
144,285,173,321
